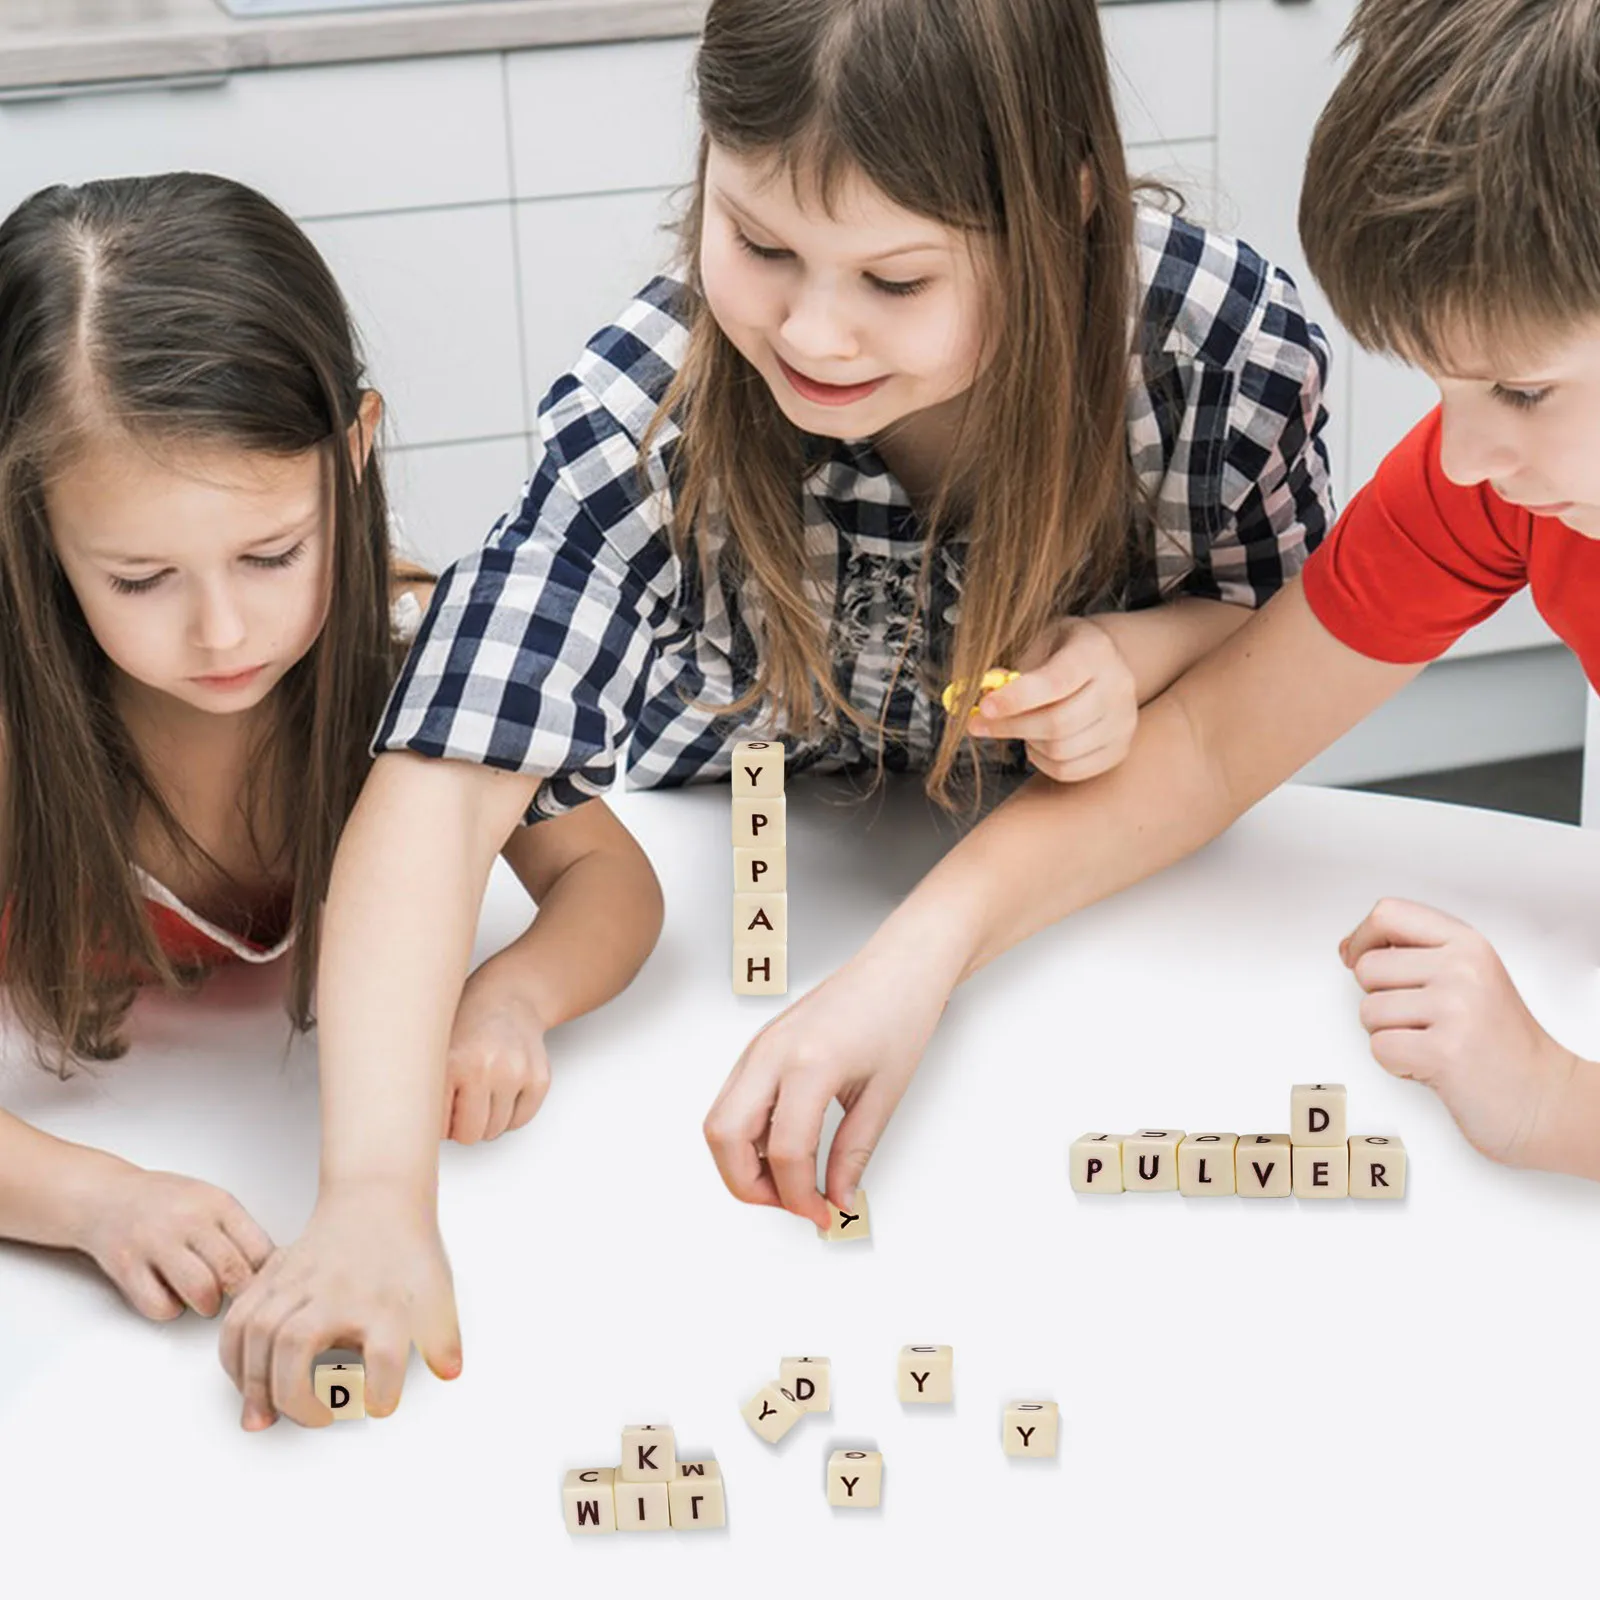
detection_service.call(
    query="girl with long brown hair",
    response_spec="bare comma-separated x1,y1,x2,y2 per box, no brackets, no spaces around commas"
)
0,174,660,1324
222,0,1334,1428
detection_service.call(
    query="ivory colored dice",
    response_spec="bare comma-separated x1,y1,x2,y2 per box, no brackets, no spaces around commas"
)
733,944,787,994
734,891,786,944
312,1360,365,1420
1291,1083,1348,1147
780,1356,832,1413
1178,1134,1238,1196
669,1462,727,1530
562,1467,617,1534
1070,1133,1124,1193
1349,1135,1408,1199
732,795,787,849
742,1382,805,1443
818,1189,871,1241
1236,1134,1293,1198
732,739,785,797
619,1423,676,1482
733,846,786,892
1002,1401,1059,1458
1293,1143,1350,1198
897,1345,953,1404
615,1479,671,1532
1123,1129,1183,1192
827,1449,883,1508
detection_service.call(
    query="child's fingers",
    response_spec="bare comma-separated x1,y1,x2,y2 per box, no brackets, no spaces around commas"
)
482,1087,516,1142
703,1065,785,1209
1027,742,1124,784
1359,987,1435,1035
448,1079,493,1146
157,1243,225,1318
221,1207,275,1273
189,1227,257,1304
1367,1026,1434,1082
1344,898,1461,963
1350,945,1440,994
972,696,1105,744
268,1308,341,1429
117,1260,186,1322
823,1083,897,1212
506,1082,545,1132
440,1085,457,1142
765,1077,835,1227
239,1290,306,1430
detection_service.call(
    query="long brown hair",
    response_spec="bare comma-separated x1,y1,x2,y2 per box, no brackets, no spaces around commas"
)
651,0,1139,812
1301,0,1600,367
0,173,410,1070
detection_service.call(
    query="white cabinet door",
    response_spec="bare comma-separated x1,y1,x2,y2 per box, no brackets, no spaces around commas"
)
505,37,698,200
0,54,511,221
516,188,683,417
306,204,526,451
386,436,530,573
1103,1,1218,147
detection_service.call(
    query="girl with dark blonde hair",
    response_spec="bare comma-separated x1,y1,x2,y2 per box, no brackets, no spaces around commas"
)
0,174,660,1325
222,0,1334,1427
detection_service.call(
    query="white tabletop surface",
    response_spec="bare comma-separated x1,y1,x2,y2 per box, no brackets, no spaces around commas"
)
3,775,1599,1596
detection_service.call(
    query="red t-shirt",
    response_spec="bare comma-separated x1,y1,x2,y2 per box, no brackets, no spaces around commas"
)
1302,406,1600,687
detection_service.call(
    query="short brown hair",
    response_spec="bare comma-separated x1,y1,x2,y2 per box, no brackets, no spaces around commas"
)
1302,0,1600,367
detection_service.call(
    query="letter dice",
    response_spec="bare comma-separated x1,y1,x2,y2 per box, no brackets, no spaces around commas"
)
780,1356,831,1413
313,1360,365,1420
897,1345,953,1404
619,1423,676,1482
1123,1129,1183,1192
732,739,784,797
742,1382,805,1444
1291,1083,1347,1147
1070,1132,1124,1193
1002,1401,1059,1458
1349,1135,1407,1199
563,1467,616,1534
827,1449,883,1508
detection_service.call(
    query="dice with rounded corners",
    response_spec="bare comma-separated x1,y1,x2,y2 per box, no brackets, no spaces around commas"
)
827,1449,883,1508
818,1189,870,1241
1002,1400,1059,1458
669,1462,727,1529
1123,1129,1183,1192
1236,1134,1293,1198
1293,1142,1349,1198
619,1423,676,1482
780,1356,831,1413
1179,1134,1238,1196
562,1467,616,1534
741,1382,804,1444
1349,1135,1407,1199
897,1344,953,1404
732,739,785,797
1291,1083,1348,1147
1070,1132,1124,1194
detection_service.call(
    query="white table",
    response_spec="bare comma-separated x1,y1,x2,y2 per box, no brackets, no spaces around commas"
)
3,778,1599,1596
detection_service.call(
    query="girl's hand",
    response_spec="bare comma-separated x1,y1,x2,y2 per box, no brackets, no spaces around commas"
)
966,618,1138,782
441,969,553,1143
704,937,957,1228
218,1183,461,1430
77,1165,274,1321
1342,898,1577,1165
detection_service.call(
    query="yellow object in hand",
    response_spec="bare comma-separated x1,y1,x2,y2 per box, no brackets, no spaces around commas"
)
941,667,1020,715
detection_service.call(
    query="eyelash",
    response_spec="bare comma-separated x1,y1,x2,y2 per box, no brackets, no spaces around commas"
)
109,539,309,596
732,229,931,299
1492,385,1553,411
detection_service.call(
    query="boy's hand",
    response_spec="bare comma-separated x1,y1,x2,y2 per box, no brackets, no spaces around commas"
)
965,618,1137,782
1342,898,1577,1165
441,969,552,1144
704,934,958,1228
77,1166,274,1321
218,1183,460,1430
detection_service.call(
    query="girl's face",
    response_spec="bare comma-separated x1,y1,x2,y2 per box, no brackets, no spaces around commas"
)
699,143,990,443
44,402,375,722
1428,320,1600,539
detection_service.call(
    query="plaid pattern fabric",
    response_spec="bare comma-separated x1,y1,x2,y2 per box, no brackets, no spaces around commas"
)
375,205,1335,823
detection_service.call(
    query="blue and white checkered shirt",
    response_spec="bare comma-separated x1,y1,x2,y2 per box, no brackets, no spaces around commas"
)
375,205,1335,823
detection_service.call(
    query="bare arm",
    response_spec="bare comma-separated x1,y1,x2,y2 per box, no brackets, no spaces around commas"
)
315,752,542,1196
887,578,1426,986
0,1107,129,1250
1091,596,1258,704
466,799,664,1029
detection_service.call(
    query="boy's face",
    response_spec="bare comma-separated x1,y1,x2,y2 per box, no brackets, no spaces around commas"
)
698,142,990,444
1428,322,1600,539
